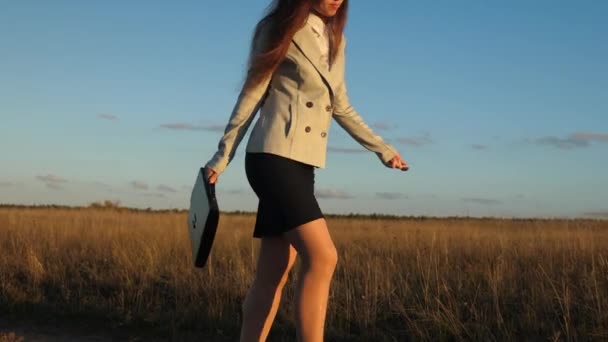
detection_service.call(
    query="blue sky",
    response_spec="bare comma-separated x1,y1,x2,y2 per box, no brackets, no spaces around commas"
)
1,1,607,218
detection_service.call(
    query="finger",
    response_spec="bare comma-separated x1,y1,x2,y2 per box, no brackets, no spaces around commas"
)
205,169,216,182
394,155,402,166
395,158,403,168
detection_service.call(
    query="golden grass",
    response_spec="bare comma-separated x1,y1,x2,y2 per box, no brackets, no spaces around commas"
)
1,207,607,341
0,333,24,342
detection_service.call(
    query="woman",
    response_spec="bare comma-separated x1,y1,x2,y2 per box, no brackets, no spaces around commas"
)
204,0,409,341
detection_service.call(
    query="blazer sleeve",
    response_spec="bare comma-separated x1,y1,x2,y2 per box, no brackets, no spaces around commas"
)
204,27,272,175
331,38,398,166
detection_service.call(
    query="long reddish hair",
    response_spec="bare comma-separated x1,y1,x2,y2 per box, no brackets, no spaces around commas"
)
243,0,349,91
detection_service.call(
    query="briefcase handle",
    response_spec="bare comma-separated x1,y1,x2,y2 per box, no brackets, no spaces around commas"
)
201,167,217,207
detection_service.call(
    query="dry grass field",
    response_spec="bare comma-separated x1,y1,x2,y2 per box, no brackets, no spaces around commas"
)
1,206,607,341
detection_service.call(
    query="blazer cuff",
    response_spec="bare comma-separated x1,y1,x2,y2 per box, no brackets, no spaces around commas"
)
204,154,228,176
377,143,398,166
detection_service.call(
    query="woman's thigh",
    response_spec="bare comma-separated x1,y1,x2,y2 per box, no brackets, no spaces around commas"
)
254,235,298,286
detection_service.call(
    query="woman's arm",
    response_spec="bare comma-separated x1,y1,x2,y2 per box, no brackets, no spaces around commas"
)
204,27,272,176
331,38,398,167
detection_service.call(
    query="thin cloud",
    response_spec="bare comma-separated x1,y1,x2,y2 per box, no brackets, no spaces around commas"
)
583,211,608,218
535,136,589,149
376,192,405,200
160,123,225,132
396,133,433,147
158,184,177,193
471,144,488,150
97,113,118,121
315,188,353,199
462,197,502,205
533,131,608,150
371,122,397,131
571,132,608,142
91,181,112,189
36,174,67,190
327,146,366,154
46,182,64,190
141,192,166,198
0,181,14,187
36,174,67,184
131,180,149,191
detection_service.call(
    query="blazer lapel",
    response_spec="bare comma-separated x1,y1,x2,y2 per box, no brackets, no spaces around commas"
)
292,25,337,97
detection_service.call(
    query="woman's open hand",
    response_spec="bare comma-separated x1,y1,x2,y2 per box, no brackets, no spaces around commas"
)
205,167,219,184
388,153,409,171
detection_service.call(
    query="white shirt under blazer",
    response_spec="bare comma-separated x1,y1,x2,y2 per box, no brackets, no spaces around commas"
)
306,12,331,68
205,14,398,175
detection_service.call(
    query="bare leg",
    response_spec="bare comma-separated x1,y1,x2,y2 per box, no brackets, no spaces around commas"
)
240,236,298,342
282,217,338,342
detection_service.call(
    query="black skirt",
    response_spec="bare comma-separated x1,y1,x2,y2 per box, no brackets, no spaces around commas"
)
245,152,324,238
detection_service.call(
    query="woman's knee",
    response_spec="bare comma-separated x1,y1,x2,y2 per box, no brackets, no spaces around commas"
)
284,218,338,274
306,244,338,275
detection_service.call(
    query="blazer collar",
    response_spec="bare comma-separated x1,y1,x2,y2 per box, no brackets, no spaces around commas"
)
292,23,337,97
307,12,327,38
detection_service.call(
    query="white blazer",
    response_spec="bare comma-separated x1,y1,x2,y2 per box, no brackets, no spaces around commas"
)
205,20,398,175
